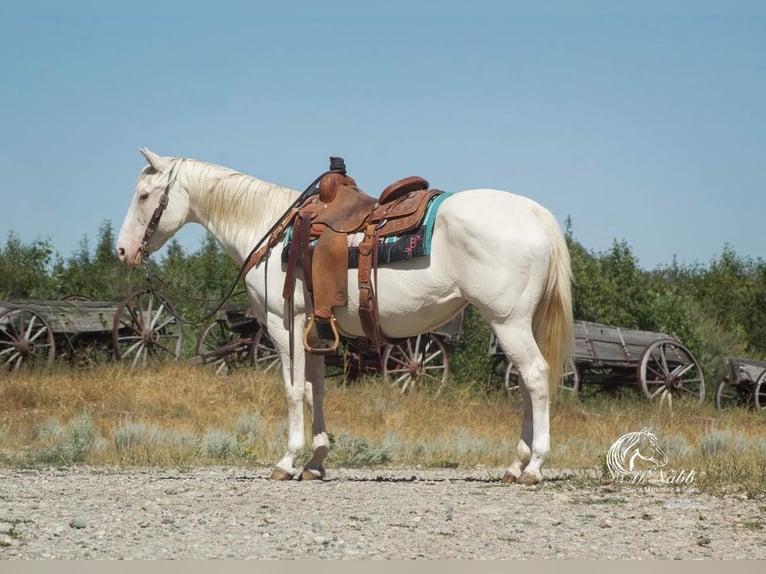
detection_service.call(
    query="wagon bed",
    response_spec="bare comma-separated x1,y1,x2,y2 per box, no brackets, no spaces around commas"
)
0,288,182,371
488,319,705,403
572,321,673,367
0,299,117,334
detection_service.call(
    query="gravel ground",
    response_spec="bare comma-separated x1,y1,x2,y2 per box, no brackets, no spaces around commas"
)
1,466,764,560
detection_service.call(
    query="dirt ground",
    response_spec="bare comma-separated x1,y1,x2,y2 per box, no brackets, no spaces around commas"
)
1,466,764,560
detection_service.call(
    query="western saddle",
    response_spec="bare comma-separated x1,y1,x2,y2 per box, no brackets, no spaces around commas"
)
243,158,443,355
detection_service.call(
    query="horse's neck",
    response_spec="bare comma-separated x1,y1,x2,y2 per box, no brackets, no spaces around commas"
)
180,159,298,264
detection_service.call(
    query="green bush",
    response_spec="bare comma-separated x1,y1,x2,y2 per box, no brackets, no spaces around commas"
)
31,414,99,466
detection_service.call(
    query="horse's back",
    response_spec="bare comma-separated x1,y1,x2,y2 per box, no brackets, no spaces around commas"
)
426,188,563,317
434,189,558,257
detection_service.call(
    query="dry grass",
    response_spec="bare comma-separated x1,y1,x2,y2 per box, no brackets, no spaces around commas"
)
1,363,765,494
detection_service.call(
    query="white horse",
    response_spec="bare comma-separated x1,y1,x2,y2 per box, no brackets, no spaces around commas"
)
116,148,573,484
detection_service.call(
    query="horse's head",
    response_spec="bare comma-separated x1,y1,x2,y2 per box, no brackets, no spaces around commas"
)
116,148,190,266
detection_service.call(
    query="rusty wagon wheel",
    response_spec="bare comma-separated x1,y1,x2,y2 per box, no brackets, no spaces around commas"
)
112,288,182,368
753,370,766,412
715,377,751,411
251,327,280,374
637,339,705,404
560,357,581,395
382,333,449,396
195,316,256,376
0,308,56,371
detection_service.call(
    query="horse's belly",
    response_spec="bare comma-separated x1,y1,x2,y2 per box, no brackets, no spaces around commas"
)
334,263,464,339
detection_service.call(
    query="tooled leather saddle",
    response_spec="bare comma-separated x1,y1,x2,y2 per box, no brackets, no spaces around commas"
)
243,158,443,355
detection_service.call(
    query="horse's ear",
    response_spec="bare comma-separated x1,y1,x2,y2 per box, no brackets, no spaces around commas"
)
139,147,171,172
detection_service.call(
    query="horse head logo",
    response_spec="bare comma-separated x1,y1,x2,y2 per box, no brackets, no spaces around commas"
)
605,427,669,480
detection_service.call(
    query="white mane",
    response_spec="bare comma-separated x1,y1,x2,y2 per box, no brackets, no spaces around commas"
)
177,159,299,262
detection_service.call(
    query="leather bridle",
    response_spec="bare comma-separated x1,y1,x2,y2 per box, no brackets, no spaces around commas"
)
138,161,180,261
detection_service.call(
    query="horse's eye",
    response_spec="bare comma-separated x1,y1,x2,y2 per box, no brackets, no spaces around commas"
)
138,192,150,201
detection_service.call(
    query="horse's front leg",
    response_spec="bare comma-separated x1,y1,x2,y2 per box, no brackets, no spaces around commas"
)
270,349,308,480
299,352,330,481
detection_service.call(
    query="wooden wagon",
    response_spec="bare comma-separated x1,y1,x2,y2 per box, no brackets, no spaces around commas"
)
488,319,705,403
194,303,463,395
0,288,182,371
715,357,766,412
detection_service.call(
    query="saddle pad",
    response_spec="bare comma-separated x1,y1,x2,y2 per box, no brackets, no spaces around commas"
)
281,192,450,268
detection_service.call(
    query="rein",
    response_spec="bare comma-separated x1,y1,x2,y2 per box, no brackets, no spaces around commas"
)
138,157,346,328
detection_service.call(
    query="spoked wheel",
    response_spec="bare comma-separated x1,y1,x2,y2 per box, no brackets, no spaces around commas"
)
754,371,766,412
112,288,182,368
382,333,448,396
560,358,581,396
195,317,255,376
715,377,751,411
637,339,705,404
0,309,56,371
251,328,280,374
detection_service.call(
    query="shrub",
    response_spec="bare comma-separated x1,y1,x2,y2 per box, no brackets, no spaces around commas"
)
32,414,99,465
328,431,394,467
200,429,239,460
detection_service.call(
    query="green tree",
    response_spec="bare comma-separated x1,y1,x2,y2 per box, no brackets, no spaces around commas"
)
52,221,138,300
0,232,56,299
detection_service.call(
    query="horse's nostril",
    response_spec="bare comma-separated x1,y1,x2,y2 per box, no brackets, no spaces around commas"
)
117,247,125,258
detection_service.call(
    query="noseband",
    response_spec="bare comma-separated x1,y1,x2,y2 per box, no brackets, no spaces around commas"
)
139,162,179,260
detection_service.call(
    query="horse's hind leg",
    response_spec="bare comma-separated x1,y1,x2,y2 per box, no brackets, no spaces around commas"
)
504,380,533,481
492,324,550,485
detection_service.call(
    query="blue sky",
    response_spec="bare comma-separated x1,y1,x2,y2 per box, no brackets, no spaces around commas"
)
1,1,764,270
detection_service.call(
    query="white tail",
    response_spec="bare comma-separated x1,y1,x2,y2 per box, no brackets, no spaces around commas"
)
531,206,574,394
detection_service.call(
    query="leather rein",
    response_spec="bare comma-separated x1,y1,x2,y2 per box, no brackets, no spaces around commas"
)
137,159,341,329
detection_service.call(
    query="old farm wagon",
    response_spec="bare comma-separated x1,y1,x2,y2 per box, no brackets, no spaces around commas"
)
0,288,182,371
715,357,766,412
488,319,705,403
195,302,463,395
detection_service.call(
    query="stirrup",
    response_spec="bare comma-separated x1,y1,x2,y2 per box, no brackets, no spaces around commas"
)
303,314,340,355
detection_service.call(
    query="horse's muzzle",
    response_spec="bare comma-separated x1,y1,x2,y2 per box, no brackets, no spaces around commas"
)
116,246,144,267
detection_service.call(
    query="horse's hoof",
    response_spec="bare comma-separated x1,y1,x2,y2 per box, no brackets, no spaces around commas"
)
501,471,518,484
269,468,294,481
299,468,325,481
517,471,541,485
